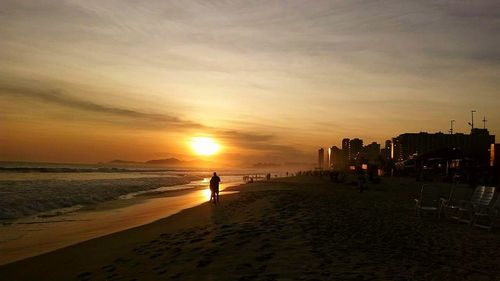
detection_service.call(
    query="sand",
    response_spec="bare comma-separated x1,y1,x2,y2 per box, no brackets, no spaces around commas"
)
0,180,240,265
0,176,499,280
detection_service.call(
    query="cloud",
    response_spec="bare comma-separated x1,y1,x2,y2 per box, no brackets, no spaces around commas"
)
0,82,303,157
0,84,204,129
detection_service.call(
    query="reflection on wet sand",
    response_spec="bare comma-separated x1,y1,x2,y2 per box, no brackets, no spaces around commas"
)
0,179,241,265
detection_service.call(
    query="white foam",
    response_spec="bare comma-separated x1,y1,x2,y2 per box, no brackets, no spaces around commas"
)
0,175,199,219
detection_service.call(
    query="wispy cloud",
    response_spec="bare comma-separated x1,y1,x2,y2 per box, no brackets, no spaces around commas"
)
0,82,302,156
0,84,203,129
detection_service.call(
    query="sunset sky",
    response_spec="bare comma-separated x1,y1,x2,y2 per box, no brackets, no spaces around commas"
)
1,1,499,165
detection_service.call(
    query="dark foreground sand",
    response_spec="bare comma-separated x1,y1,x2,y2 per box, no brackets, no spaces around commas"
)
1,176,499,281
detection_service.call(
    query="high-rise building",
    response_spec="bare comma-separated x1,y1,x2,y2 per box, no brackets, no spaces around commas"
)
329,146,343,169
364,142,381,162
381,140,392,160
491,144,498,168
327,147,332,169
491,144,500,178
318,148,325,169
342,138,350,163
349,138,363,161
385,140,392,151
391,129,495,166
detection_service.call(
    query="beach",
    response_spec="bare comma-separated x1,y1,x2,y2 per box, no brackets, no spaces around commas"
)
1,176,499,280
0,175,244,264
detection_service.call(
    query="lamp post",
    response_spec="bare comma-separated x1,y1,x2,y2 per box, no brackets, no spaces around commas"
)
468,110,476,130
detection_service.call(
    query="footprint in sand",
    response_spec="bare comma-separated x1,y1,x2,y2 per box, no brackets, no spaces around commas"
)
113,257,129,263
189,237,204,243
238,274,258,281
255,252,275,262
190,246,203,253
197,258,213,267
101,264,116,272
170,272,184,279
236,263,253,270
156,269,167,275
149,252,162,259
77,271,92,279
236,239,251,246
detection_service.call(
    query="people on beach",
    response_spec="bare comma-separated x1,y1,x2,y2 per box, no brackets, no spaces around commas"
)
210,172,221,203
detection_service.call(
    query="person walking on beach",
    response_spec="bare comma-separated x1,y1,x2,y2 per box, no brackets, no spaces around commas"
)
210,172,221,203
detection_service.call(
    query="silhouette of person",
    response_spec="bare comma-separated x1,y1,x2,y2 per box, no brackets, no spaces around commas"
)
209,172,221,203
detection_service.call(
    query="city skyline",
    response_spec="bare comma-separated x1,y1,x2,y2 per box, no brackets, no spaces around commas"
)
317,119,496,155
319,125,495,172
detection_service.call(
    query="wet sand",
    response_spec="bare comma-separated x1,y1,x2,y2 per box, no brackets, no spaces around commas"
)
0,180,240,265
1,176,499,280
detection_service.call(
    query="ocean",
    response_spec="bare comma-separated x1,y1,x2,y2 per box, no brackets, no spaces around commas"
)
0,161,261,220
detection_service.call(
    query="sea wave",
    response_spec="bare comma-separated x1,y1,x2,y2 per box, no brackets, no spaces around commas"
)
0,176,201,219
0,167,170,173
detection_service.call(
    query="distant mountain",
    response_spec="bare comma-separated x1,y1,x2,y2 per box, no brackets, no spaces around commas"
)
145,158,183,165
108,158,215,167
252,162,281,168
108,160,142,164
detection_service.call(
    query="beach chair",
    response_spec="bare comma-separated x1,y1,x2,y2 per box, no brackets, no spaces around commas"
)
439,183,459,219
415,185,440,218
457,186,495,224
444,186,484,221
472,191,500,231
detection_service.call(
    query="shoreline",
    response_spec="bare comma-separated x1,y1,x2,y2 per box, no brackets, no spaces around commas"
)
1,176,498,280
0,178,242,265
0,175,204,220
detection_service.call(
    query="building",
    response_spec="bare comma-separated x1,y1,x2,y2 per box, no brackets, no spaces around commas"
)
329,146,344,170
342,138,350,164
381,140,392,160
349,138,363,161
318,148,325,169
364,142,381,162
392,129,495,167
491,144,500,174
327,147,333,169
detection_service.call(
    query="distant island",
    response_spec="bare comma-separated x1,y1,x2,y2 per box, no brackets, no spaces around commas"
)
252,162,281,168
107,160,143,164
145,158,184,165
108,158,213,167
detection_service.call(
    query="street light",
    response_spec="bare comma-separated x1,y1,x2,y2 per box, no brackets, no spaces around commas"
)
468,110,476,129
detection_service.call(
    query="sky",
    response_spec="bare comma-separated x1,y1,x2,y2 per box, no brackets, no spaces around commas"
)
0,0,499,165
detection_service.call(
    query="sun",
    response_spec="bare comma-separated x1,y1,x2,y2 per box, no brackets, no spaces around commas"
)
190,137,221,156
